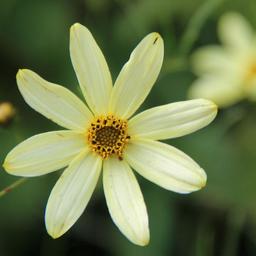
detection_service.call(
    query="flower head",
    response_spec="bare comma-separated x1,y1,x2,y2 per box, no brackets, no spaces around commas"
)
188,12,256,107
3,23,217,246
0,102,16,125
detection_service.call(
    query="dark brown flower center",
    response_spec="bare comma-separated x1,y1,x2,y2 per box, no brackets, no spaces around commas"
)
87,115,130,159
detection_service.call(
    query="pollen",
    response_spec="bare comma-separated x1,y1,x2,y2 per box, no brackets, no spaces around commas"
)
87,115,131,159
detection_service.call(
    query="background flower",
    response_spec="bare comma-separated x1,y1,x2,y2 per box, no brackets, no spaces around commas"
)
189,12,256,107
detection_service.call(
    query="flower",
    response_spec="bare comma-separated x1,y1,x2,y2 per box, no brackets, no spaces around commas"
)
3,23,217,246
0,102,15,125
188,12,256,107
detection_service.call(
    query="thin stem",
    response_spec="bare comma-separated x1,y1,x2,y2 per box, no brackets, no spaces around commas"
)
180,0,224,56
162,0,225,75
0,178,27,197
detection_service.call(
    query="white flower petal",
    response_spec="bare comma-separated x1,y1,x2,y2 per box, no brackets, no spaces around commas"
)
3,131,86,177
103,158,149,246
128,99,217,140
125,139,206,194
45,151,102,238
70,23,112,115
109,32,164,119
218,12,254,51
192,46,237,76
188,76,245,107
17,69,93,131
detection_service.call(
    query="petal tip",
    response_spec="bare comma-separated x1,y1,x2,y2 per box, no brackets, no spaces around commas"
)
198,98,219,115
200,178,207,189
70,22,82,31
133,231,150,246
70,23,88,35
207,100,218,115
2,158,13,173
47,230,62,239
46,222,64,239
16,69,24,79
139,235,150,247
213,104,218,115
2,161,8,171
198,170,207,189
207,100,218,111
16,69,31,81
212,101,218,109
210,102,218,120
151,32,163,45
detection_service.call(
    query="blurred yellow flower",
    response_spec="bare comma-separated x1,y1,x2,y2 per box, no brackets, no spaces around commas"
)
3,24,217,246
0,102,15,125
188,12,256,107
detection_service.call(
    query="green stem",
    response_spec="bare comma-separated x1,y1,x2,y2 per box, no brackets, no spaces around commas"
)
222,210,246,256
180,0,224,56
0,178,27,197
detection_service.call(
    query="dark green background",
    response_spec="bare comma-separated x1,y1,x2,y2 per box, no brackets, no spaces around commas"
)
1,0,256,255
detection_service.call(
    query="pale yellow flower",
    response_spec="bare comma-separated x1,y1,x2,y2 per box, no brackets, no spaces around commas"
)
3,23,217,246
189,12,256,107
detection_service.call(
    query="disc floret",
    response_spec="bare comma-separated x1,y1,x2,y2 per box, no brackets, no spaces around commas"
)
87,115,130,159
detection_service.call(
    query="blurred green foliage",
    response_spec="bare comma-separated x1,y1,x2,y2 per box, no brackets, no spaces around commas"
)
1,0,256,255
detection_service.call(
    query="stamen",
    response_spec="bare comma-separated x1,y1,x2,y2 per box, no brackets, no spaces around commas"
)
87,115,130,159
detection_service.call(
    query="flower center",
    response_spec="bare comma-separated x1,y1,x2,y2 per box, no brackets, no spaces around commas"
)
87,115,130,159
